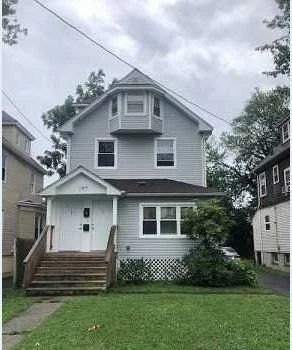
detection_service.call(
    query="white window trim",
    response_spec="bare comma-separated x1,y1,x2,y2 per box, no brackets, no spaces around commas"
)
264,215,271,231
284,167,290,190
124,91,147,116
30,173,36,194
108,93,121,120
25,139,31,154
139,203,195,238
272,165,279,184
2,155,7,183
95,138,117,169
154,137,177,169
259,172,267,197
282,120,290,143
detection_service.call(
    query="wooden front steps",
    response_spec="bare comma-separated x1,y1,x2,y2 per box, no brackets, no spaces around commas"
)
26,252,108,296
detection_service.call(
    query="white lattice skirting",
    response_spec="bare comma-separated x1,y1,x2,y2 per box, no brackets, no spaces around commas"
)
118,257,187,280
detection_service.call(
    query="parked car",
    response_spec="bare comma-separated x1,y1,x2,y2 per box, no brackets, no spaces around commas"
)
221,247,241,260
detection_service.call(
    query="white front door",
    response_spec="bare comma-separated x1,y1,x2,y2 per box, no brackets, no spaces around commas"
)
91,200,112,251
56,198,112,252
58,200,83,251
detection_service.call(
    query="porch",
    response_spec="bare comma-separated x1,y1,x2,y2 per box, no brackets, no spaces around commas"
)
22,225,117,295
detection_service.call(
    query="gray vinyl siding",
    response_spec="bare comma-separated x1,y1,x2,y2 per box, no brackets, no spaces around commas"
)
151,115,163,133
121,116,149,129
109,116,119,131
117,197,197,259
70,99,204,185
252,201,290,253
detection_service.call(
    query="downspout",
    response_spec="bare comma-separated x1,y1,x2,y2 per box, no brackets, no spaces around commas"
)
274,206,280,253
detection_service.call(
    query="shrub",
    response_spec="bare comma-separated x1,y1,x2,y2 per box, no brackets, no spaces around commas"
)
118,258,152,284
225,260,258,286
181,246,257,287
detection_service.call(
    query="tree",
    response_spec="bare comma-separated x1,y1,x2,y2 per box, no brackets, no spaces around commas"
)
207,86,290,209
182,199,233,248
256,0,290,77
38,70,106,177
2,0,27,45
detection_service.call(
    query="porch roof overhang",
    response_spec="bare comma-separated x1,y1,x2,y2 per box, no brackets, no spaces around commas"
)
39,166,123,197
106,179,224,197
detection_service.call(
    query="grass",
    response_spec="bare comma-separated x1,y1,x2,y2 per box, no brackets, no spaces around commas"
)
2,289,32,323
15,287,289,350
111,280,270,294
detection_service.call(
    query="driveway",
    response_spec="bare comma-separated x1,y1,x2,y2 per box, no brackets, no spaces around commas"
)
259,273,290,297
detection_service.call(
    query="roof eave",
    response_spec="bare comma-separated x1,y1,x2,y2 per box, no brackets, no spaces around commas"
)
124,192,225,197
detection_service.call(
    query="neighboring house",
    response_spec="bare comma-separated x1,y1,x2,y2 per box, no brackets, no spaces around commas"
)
252,117,290,272
2,111,47,278
24,69,222,294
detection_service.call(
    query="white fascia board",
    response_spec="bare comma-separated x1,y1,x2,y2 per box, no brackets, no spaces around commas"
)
39,166,122,196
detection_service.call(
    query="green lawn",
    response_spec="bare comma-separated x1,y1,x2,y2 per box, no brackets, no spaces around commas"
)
2,289,32,323
15,289,289,350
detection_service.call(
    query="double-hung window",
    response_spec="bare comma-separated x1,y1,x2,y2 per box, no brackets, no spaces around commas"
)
153,96,161,117
160,207,177,235
180,207,193,235
111,96,118,117
265,215,271,231
284,167,290,192
96,139,117,168
143,207,157,235
259,172,267,197
155,139,176,168
282,120,290,143
272,165,279,184
126,92,145,114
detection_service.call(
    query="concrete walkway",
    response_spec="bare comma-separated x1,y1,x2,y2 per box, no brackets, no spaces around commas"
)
259,273,290,297
3,300,63,350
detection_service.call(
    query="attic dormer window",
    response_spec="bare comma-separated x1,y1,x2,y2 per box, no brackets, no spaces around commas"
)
153,96,160,117
112,96,118,116
126,92,145,114
282,120,290,143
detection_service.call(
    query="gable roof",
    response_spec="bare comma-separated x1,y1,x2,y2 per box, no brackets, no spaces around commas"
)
106,178,224,197
58,69,213,135
2,137,47,174
114,69,161,88
40,166,122,196
2,111,35,140
254,141,290,173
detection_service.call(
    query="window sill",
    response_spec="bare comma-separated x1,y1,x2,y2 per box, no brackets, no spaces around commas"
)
139,235,189,239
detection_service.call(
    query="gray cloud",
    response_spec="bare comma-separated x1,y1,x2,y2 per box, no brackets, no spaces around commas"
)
2,0,287,186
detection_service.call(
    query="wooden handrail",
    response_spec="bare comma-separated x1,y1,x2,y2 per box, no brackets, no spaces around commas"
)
105,225,117,262
22,225,50,288
105,225,118,288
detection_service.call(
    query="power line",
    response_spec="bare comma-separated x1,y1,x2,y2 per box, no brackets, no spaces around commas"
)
32,0,232,126
2,90,52,142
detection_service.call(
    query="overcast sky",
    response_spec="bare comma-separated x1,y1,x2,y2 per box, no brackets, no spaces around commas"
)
2,0,286,185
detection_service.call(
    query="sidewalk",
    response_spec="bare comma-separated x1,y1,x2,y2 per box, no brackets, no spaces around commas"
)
3,299,64,350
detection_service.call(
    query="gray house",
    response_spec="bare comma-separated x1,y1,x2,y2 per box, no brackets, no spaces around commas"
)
24,69,221,295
